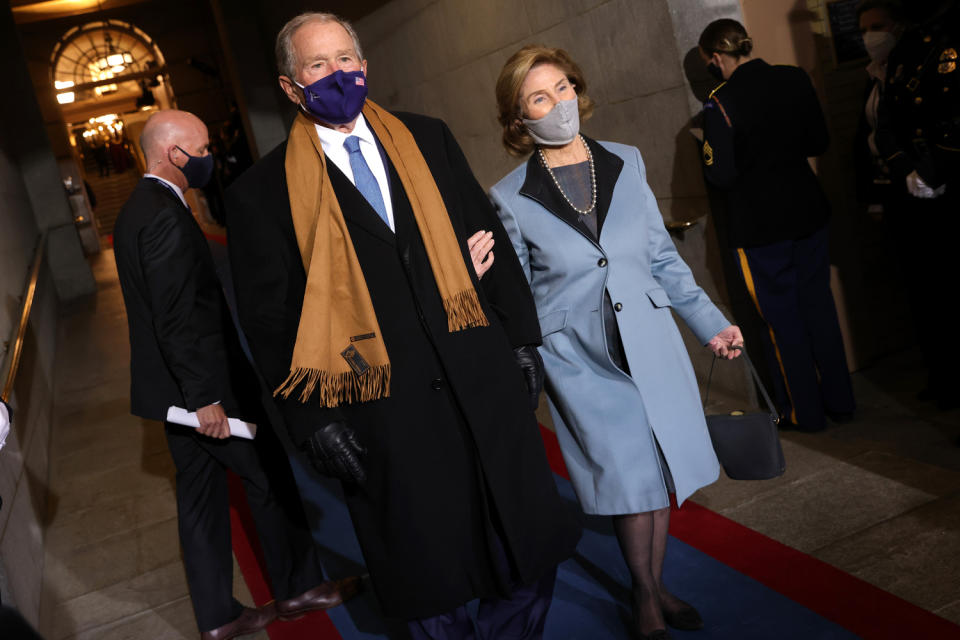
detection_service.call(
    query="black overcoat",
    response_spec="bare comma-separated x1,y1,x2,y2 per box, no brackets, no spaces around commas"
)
225,112,579,619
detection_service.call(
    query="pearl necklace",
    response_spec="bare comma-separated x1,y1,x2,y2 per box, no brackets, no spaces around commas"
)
538,135,597,216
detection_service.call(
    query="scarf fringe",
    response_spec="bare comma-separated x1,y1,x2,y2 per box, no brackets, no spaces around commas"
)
274,365,391,406
444,289,490,332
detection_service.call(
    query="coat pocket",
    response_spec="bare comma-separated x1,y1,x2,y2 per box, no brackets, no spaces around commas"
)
645,287,672,308
538,309,568,338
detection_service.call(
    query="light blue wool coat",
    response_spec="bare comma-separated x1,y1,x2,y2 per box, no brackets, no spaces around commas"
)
490,140,728,515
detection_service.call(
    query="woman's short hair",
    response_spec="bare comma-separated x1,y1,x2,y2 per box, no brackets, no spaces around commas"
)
275,12,363,79
698,19,754,58
855,0,905,23
495,45,595,157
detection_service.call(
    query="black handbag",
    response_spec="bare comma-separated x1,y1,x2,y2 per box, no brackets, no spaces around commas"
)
703,349,786,480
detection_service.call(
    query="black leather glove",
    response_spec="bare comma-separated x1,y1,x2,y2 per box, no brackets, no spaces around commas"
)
513,345,544,410
299,422,367,485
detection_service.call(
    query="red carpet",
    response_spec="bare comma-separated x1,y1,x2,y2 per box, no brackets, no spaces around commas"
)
227,427,960,639
228,473,343,639
540,424,960,640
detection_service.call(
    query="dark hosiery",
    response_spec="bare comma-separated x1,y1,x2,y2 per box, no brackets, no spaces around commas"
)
613,507,693,636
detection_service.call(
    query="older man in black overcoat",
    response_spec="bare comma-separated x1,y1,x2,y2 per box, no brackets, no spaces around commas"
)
225,11,579,640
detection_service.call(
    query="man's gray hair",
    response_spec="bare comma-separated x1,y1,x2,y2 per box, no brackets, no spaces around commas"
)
275,12,364,79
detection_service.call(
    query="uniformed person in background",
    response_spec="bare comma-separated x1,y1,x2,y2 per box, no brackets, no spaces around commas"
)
854,0,906,212
874,0,960,410
697,18,856,432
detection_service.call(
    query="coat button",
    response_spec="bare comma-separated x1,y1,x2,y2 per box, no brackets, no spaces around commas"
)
597,258,607,267
431,378,443,390
614,302,623,311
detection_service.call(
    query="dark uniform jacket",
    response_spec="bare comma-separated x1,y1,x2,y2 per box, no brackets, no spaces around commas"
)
225,112,579,619
114,178,260,421
701,59,831,248
875,4,960,190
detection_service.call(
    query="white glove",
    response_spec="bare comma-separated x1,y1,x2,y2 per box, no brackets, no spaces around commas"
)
906,171,947,199
0,400,10,452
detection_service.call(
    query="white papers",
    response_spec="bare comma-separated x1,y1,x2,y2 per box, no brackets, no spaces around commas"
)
166,406,257,439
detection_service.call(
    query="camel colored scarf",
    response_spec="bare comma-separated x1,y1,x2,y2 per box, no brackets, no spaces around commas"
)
276,101,488,406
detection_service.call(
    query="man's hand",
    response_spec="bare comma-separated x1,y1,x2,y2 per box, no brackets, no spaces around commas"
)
196,403,230,439
707,325,744,360
300,422,366,485
514,345,545,410
467,230,495,279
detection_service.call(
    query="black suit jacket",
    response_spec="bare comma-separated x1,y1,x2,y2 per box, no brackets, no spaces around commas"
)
701,59,831,248
114,178,258,421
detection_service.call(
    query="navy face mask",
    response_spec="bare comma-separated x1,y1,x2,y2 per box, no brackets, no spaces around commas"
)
296,70,368,125
173,145,214,189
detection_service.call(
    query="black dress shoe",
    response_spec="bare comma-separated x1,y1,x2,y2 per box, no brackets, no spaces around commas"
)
629,586,673,640
663,603,704,630
200,604,276,640
276,576,363,620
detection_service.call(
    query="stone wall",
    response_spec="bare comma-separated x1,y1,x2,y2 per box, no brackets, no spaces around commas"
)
0,4,71,626
0,117,59,631
0,269,58,628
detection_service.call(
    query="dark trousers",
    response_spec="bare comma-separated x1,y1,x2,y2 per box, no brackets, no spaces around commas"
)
736,226,855,430
164,422,324,632
407,532,557,640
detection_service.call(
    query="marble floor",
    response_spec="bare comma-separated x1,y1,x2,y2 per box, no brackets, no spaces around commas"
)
37,250,960,638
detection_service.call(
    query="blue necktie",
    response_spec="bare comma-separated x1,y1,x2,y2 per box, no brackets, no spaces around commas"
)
344,136,389,228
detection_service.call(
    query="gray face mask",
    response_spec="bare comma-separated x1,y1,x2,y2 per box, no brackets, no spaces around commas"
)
522,97,580,146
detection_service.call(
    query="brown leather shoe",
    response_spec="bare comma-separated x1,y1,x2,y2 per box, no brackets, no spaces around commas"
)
276,576,364,620
200,604,276,640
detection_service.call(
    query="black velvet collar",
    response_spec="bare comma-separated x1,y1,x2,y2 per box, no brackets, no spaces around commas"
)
518,135,623,245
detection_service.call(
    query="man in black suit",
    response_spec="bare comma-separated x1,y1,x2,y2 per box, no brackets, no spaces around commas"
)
113,110,360,640
225,12,579,640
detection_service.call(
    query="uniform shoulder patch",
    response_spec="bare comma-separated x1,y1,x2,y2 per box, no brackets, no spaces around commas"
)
703,140,714,166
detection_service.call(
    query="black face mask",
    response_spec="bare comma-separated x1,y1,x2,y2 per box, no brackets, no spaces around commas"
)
706,62,724,81
172,145,214,189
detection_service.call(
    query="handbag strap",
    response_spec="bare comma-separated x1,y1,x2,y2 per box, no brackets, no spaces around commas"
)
703,348,779,420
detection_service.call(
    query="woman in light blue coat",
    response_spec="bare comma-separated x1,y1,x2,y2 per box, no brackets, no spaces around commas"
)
490,46,744,640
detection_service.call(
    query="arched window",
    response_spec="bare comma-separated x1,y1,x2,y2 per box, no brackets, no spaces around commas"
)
50,19,166,105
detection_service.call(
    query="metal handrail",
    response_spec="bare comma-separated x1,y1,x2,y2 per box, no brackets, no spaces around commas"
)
1,233,46,404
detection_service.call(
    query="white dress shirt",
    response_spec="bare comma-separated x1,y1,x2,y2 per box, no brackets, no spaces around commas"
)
145,173,189,209
313,115,395,232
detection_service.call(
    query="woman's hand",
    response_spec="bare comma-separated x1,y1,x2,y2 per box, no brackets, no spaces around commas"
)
468,230,495,279
707,325,744,360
